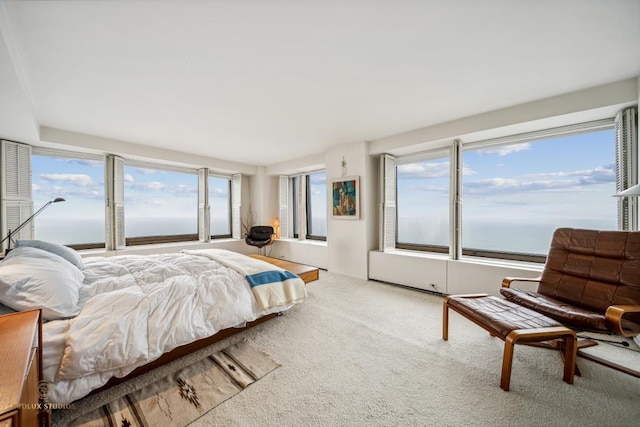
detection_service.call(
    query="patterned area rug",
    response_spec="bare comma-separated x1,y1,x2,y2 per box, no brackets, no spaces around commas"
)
69,341,280,427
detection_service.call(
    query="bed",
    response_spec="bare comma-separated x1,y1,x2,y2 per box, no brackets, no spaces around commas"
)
0,241,307,405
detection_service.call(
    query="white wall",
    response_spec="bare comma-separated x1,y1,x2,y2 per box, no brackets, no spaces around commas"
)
370,250,542,296
369,78,637,157
246,168,279,256
268,239,328,270
40,127,256,175
325,141,371,279
0,7,39,144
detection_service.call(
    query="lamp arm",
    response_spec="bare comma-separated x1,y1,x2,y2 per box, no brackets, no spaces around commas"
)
0,201,53,246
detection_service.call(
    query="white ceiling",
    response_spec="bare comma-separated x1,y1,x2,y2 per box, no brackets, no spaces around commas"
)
2,0,639,167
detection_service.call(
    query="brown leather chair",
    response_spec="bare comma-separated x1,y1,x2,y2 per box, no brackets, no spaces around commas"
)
501,228,640,376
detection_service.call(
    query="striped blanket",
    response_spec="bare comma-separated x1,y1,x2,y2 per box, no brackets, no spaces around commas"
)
183,249,307,310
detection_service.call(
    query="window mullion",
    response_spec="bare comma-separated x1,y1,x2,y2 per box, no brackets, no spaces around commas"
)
451,140,462,260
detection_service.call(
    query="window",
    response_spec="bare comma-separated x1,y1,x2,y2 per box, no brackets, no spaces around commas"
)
385,117,627,263
208,175,231,237
123,164,198,244
4,143,243,250
396,151,450,252
306,171,327,240
32,152,105,248
281,171,326,241
462,128,616,259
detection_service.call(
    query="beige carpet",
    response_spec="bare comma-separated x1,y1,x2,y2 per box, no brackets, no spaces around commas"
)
57,271,640,426
194,271,640,427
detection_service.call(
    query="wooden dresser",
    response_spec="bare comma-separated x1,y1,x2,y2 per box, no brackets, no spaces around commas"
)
0,310,47,427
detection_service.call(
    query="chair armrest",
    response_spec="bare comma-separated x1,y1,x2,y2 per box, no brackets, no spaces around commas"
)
501,276,541,288
605,305,640,338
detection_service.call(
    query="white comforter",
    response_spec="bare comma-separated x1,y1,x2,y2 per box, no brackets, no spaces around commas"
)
42,252,294,404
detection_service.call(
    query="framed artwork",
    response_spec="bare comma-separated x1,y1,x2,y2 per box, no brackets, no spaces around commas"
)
331,176,359,219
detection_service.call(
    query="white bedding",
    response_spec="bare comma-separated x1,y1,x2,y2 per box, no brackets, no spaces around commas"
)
42,251,297,404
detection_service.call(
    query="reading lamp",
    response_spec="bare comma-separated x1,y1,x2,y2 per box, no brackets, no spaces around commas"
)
0,197,66,251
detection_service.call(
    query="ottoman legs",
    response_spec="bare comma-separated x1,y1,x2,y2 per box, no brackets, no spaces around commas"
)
443,295,577,391
501,327,577,391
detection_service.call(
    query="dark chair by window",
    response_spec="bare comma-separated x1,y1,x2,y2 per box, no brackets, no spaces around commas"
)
245,226,274,252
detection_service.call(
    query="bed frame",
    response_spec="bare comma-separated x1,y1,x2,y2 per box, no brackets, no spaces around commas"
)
92,312,278,393
91,256,318,395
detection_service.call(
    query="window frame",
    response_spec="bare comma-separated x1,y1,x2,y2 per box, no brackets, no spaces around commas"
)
389,117,621,263
31,147,107,250
395,148,452,253
122,160,200,246
283,170,327,242
305,171,327,241
291,176,299,238
208,174,233,239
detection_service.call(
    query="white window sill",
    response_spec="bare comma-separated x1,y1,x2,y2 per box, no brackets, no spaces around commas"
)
373,248,543,272
274,238,327,247
79,238,239,257
379,248,450,261
455,255,544,272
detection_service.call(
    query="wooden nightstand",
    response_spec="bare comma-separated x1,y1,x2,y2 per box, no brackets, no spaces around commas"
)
0,310,47,427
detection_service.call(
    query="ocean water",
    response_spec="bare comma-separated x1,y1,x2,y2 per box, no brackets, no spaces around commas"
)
398,217,618,255
34,217,230,245
33,216,615,255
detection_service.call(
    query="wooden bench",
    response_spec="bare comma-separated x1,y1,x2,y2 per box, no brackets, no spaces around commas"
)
249,254,319,284
443,294,577,391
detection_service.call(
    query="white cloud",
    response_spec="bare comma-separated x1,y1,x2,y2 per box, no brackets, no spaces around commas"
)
39,173,94,186
465,164,615,195
398,161,449,179
124,174,134,183
63,159,103,168
172,184,197,196
477,143,531,156
144,182,166,191
209,187,226,197
525,164,614,183
132,167,159,175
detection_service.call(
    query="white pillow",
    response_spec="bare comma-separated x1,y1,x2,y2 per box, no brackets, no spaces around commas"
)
15,239,84,270
0,247,84,320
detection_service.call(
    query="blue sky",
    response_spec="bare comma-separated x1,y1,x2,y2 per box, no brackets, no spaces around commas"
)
31,157,232,241
31,129,616,250
397,129,617,252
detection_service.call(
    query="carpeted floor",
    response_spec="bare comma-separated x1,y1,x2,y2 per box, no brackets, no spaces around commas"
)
192,271,640,427
58,271,640,426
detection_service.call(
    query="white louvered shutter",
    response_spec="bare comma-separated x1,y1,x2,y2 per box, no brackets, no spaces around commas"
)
1,141,33,249
113,156,126,249
380,154,397,251
297,174,307,240
278,175,289,238
231,174,242,238
616,107,638,231
198,169,210,242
